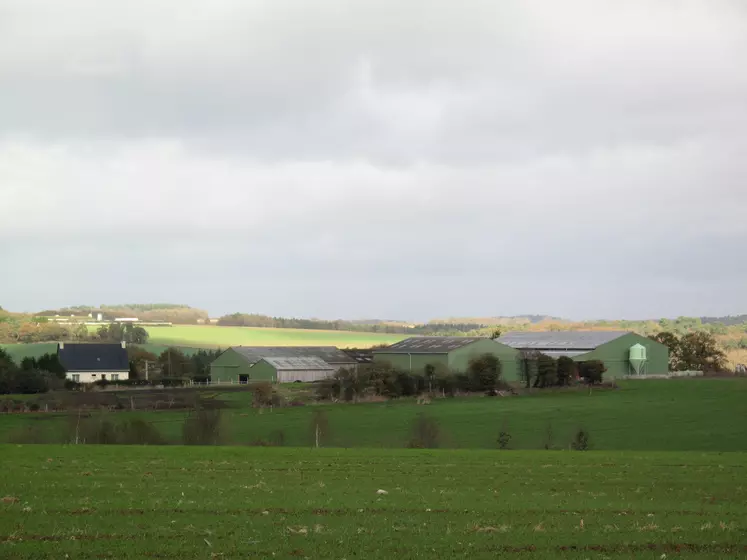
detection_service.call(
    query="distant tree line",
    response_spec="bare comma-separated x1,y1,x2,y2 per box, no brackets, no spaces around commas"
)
217,312,484,335
95,323,149,344
0,317,89,344
0,317,150,345
37,304,209,325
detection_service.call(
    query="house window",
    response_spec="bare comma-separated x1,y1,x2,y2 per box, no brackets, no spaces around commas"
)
91,374,97,378
72,374,80,382
111,374,119,381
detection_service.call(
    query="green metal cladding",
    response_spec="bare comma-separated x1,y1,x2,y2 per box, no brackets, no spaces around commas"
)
374,339,521,382
209,348,276,383
572,333,669,378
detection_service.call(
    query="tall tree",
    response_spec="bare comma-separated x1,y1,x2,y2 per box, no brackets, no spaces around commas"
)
578,360,606,385
467,353,502,391
678,332,727,372
534,354,558,388
556,356,577,386
519,350,540,389
158,348,192,378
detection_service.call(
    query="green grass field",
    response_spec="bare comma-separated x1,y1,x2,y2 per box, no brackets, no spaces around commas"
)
1,325,406,363
1,445,745,558
0,343,59,363
2,379,746,451
142,325,405,348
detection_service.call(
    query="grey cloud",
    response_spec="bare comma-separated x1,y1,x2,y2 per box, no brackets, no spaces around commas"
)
0,0,746,320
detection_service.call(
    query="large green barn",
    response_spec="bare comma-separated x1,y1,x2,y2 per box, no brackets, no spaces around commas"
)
497,331,669,378
372,337,521,382
210,347,340,383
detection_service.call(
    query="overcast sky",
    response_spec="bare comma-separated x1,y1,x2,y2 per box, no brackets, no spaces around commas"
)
1,0,746,321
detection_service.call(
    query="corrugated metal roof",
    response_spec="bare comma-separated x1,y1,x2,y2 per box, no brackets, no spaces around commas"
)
232,346,356,365
342,349,374,364
497,331,629,350
374,337,487,354
532,350,592,359
260,356,335,371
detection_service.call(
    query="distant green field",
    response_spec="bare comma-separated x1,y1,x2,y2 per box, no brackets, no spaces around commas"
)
2,379,746,452
142,325,405,348
1,325,406,363
0,342,205,363
1,445,745,558
0,343,58,363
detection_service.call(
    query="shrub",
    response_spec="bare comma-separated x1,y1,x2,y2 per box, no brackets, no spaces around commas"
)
118,418,166,445
578,360,606,385
497,431,512,449
252,382,274,407
534,354,558,388
467,354,502,392
543,421,556,450
75,416,118,444
270,429,286,446
556,357,577,386
570,428,591,451
435,371,457,396
408,413,441,449
182,407,225,445
309,409,330,448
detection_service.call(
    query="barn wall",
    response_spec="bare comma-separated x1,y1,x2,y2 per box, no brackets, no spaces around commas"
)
276,368,335,383
209,349,254,383
373,340,521,382
372,352,449,373
448,339,522,382
66,371,129,383
245,360,278,382
573,333,669,378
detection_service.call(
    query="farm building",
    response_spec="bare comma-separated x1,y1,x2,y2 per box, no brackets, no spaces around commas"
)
209,347,343,383
497,331,669,377
372,337,521,382
342,348,374,365
234,346,356,370
57,342,130,383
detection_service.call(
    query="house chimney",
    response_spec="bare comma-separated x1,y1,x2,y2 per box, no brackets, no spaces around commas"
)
121,341,127,349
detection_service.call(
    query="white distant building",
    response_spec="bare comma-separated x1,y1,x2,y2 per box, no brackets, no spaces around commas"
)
114,317,139,323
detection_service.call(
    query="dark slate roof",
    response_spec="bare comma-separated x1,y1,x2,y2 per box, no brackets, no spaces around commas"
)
58,343,129,372
374,337,488,354
497,331,629,350
231,346,356,365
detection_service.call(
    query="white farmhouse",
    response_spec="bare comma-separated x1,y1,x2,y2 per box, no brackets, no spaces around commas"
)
57,342,130,383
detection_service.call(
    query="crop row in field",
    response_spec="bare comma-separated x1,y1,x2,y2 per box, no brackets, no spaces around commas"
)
1,445,745,558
